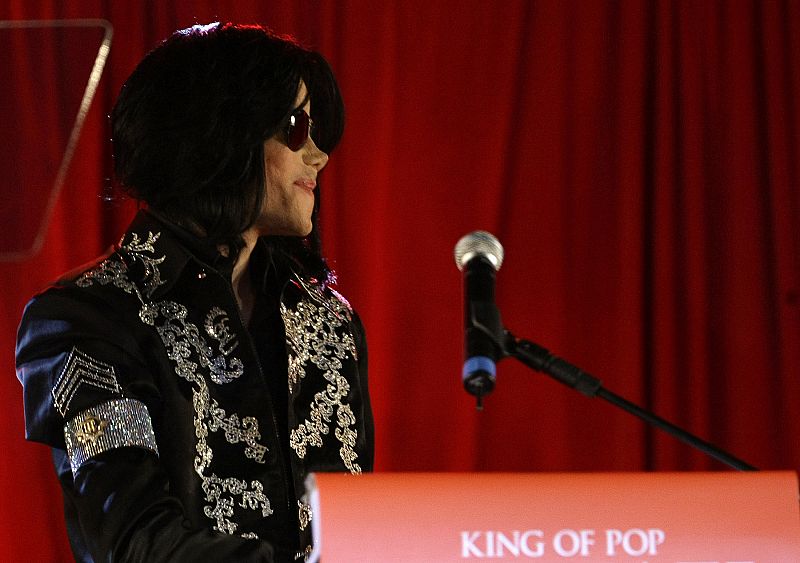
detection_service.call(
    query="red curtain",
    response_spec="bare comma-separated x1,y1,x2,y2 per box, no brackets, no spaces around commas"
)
1,1,798,560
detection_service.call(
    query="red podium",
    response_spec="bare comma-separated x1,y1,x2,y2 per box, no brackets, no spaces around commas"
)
306,471,800,562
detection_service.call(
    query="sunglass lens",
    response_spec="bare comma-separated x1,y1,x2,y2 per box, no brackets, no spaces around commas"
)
287,110,310,151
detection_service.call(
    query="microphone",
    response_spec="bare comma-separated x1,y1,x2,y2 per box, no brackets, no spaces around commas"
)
454,231,505,408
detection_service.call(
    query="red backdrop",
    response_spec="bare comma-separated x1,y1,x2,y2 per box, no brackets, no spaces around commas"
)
1,1,799,560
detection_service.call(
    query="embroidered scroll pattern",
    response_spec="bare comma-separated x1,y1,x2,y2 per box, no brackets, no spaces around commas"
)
298,500,312,531
201,475,272,535
75,233,271,536
120,232,167,299
75,231,166,302
205,306,240,356
140,300,271,534
76,256,142,301
282,277,362,474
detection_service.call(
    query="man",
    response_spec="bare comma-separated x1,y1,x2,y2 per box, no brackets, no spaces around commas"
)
16,22,373,562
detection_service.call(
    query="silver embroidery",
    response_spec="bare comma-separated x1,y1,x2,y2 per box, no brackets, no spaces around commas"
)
202,475,272,535
295,276,354,328
141,301,244,385
76,258,142,302
75,231,166,302
282,298,356,393
120,231,167,299
282,276,362,473
52,347,122,417
140,300,270,534
298,499,312,531
64,398,158,475
205,307,239,356
208,396,267,463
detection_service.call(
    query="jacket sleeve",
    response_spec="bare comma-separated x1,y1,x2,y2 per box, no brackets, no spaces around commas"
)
16,289,283,562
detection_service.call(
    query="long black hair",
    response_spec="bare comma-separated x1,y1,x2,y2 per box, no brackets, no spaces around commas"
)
111,22,344,280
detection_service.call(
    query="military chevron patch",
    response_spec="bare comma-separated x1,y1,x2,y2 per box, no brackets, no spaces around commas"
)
52,347,122,417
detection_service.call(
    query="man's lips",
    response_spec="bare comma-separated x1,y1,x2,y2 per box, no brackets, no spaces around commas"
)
295,179,316,191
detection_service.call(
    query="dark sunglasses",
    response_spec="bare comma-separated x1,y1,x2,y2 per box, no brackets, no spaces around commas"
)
285,108,316,151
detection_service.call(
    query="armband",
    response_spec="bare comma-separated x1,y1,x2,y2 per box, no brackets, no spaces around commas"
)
64,398,159,476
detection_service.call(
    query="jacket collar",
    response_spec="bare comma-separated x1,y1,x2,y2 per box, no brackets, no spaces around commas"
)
115,209,236,300
115,210,305,302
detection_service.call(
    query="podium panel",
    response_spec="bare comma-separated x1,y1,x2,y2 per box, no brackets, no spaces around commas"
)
307,471,800,562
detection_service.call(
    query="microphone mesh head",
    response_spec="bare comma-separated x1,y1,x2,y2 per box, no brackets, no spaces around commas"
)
454,231,504,271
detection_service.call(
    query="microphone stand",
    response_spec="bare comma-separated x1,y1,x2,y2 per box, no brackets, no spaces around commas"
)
503,331,757,471
503,331,756,471
470,307,757,470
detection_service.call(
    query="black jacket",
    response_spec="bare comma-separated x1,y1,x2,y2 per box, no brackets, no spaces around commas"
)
16,211,373,562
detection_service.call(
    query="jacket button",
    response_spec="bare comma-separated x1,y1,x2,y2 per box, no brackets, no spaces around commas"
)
198,270,207,279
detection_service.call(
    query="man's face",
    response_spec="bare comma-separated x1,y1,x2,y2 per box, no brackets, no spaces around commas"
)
256,81,329,237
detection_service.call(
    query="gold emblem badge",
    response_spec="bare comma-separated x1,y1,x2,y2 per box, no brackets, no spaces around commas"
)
74,415,108,444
